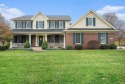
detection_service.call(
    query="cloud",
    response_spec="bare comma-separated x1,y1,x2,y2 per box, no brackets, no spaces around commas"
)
96,5,125,20
0,4,25,21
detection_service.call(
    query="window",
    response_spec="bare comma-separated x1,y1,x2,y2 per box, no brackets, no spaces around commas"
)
37,21,44,28
75,33,81,43
49,21,65,28
59,35,63,43
26,21,32,28
49,21,55,28
88,18,93,26
17,21,22,28
50,35,55,43
55,21,59,28
100,33,106,44
59,21,64,28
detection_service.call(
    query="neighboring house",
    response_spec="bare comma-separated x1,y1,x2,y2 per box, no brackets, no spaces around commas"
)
10,10,117,49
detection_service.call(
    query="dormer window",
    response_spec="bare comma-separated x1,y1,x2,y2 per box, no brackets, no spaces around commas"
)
86,18,96,26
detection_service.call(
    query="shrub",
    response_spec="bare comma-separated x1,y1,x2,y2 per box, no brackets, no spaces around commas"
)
42,41,48,49
75,45,83,50
66,45,72,50
24,40,30,48
101,44,110,49
110,44,117,49
87,40,99,49
0,46,6,51
5,42,10,49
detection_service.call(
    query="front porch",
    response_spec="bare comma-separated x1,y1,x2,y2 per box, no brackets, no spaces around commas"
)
11,34,65,48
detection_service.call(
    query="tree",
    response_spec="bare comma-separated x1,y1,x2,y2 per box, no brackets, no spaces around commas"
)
0,14,12,46
103,12,125,46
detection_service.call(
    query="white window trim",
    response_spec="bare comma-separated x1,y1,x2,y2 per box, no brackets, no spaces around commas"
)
75,33,81,44
101,33,106,44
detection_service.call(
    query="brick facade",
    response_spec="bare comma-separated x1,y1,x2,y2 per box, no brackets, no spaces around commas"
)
65,32,116,49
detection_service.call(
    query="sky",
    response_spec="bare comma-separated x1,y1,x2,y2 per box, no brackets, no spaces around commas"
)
0,0,125,23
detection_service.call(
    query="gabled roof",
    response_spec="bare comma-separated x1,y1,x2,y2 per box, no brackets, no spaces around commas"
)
11,15,33,20
68,10,116,30
31,12,48,20
11,13,71,21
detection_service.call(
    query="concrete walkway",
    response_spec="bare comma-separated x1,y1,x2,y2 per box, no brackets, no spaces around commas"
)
31,47,43,51
117,46,125,50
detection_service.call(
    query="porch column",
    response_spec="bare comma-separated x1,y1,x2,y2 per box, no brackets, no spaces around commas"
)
45,34,47,41
9,35,13,48
29,34,31,45
63,33,66,48
35,35,38,46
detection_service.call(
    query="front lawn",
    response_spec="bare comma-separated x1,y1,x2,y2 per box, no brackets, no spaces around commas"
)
0,50,125,84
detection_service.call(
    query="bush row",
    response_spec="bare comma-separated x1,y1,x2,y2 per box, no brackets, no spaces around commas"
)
66,45,83,50
66,44,117,50
0,46,7,51
101,44,117,49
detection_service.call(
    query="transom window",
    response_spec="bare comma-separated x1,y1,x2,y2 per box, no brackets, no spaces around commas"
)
100,33,106,44
88,18,93,26
75,33,81,43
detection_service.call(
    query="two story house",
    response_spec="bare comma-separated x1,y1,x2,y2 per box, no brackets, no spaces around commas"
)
10,10,117,49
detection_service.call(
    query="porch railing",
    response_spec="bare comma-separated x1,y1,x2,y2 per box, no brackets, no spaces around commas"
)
48,43,64,48
12,43,25,47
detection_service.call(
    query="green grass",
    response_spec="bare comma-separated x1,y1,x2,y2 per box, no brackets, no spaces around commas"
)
0,50,125,84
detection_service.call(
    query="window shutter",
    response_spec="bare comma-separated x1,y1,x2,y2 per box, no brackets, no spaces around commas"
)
36,21,38,28
15,21,17,28
25,21,26,28
86,18,88,26
47,35,50,43
31,21,32,28
93,18,96,26
49,22,50,28
22,21,23,28
81,33,84,44
63,21,65,28
98,33,101,44
73,33,76,44
22,21,25,28
106,33,108,44
42,21,44,28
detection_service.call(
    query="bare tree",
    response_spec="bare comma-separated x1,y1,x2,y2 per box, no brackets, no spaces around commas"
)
0,14,12,46
103,12,125,46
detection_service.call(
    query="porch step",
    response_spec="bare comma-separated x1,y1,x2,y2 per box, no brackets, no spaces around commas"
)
31,47,42,51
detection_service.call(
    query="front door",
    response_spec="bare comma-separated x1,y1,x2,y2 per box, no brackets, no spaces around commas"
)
31,35,36,47
39,36,43,46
